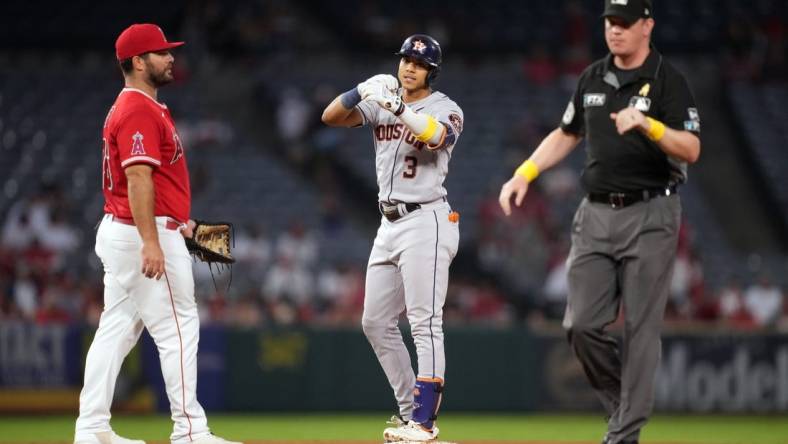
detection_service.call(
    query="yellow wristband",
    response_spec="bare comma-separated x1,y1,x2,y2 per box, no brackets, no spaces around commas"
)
416,116,439,142
646,117,666,142
515,159,540,183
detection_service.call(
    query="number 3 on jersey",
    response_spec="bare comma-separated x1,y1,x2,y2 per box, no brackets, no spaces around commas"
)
403,155,418,179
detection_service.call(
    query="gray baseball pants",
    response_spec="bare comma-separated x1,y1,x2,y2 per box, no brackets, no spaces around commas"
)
563,195,681,444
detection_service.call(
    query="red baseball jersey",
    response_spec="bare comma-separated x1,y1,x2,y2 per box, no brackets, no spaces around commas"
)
102,87,190,223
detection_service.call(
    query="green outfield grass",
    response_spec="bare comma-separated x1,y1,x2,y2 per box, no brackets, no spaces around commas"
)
1,413,786,444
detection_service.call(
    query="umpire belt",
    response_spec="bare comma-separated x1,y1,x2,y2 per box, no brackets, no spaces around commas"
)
588,185,677,209
379,201,421,222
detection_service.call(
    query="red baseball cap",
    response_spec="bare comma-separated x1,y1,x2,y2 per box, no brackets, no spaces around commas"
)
115,23,185,60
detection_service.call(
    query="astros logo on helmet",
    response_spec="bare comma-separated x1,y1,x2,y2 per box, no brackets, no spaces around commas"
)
395,34,442,86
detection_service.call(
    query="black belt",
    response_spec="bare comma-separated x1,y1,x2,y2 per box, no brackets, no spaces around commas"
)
588,185,677,209
379,202,421,222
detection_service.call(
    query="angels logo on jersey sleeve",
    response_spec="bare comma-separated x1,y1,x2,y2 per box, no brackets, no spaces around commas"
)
131,131,146,155
116,109,164,169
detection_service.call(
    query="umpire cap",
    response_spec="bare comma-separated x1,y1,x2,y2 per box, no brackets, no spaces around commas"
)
395,34,442,85
602,0,653,25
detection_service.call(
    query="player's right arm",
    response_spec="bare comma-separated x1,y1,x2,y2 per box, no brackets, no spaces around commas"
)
321,95,364,127
126,164,165,280
499,129,582,216
322,74,398,127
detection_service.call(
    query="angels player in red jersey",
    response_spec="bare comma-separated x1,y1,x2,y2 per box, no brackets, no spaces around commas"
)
73,24,241,444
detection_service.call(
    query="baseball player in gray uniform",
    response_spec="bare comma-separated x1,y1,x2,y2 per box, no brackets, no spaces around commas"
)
322,34,463,442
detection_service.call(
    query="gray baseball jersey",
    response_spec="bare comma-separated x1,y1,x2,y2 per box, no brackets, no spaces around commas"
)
356,90,463,423
356,91,464,203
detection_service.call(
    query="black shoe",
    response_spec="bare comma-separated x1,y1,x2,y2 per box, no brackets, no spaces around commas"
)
602,436,637,444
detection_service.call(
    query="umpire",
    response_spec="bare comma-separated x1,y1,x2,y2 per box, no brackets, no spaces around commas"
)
499,1,700,443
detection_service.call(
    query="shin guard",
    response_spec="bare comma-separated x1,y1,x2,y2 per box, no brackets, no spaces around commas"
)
412,377,443,430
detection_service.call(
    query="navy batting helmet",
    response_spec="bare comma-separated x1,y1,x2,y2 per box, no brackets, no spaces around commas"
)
395,34,442,86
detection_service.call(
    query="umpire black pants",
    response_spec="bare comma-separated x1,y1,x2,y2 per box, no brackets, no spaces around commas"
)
563,195,680,444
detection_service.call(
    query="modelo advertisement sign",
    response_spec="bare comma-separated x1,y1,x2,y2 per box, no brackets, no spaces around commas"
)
654,335,788,412
537,333,788,412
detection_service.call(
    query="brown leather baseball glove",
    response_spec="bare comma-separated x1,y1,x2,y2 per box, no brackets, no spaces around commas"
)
184,220,235,264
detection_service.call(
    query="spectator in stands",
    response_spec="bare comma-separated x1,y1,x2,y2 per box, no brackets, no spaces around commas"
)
542,251,569,321
262,255,313,307
80,282,104,327
1,203,35,251
234,223,273,274
668,250,693,318
12,264,37,320
744,274,784,327
229,292,265,327
275,221,318,268
716,278,754,327
317,264,364,325
276,87,312,162
27,191,55,236
21,238,54,277
468,281,513,325
35,286,72,324
38,209,80,271
315,265,344,314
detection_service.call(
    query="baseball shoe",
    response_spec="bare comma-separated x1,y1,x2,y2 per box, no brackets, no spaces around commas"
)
601,435,638,444
387,415,407,427
383,420,439,442
189,434,242,444
74,431,144,444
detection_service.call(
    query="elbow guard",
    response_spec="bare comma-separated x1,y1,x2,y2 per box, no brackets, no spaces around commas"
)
398,106,445,147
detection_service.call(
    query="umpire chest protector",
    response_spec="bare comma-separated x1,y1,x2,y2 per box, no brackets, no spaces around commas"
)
561,47,700,194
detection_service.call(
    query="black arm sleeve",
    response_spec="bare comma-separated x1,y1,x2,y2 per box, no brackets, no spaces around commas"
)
659,67,700,136
559,69,589,136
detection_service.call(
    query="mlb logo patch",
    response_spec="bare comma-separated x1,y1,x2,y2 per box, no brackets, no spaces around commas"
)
629,96,652,112
684,107,700,131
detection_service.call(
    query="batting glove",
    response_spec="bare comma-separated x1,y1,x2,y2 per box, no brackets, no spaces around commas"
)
369,92,405,116
358,81,386,101
357,74,399,100
365,74,399,93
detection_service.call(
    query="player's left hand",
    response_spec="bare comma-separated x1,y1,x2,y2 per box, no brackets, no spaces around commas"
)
365,74,399,93
610,107,648,135
369,92,404,115
180,219,197,239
